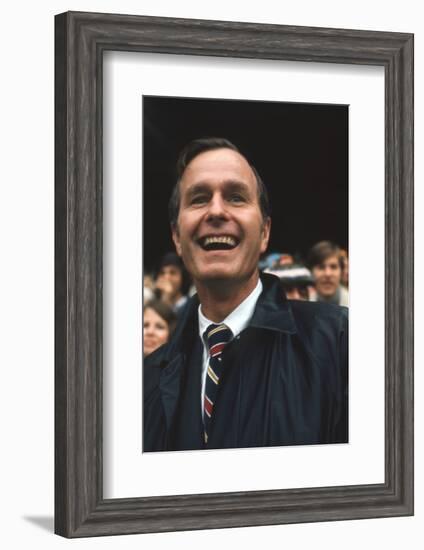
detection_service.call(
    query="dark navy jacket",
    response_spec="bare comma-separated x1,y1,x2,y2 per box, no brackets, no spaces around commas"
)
143,273,348,452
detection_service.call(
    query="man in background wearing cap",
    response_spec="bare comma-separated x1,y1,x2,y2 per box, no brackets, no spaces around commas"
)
264,263,315,301
143,138,348,452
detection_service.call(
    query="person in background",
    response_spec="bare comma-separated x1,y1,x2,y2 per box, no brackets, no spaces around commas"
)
259,252,293,270
307,241,349,307
277,253,294,266
143,299,176,357
264,263,314,301
155,252,191,314
258,252,282,271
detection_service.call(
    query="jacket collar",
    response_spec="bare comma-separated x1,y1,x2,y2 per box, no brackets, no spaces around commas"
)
248,272,297,334
164,272,297,361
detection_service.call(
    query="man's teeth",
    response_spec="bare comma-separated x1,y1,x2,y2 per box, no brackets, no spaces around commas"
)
204,236,236,247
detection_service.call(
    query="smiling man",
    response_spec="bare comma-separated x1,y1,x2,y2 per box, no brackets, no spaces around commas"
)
143,138,348,452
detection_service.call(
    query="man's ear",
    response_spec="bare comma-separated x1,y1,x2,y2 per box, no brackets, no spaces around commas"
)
171,223,182,256
260,217,271,254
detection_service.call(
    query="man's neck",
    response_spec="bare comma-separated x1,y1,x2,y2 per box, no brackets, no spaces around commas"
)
196,272,260,323
318,286,340,305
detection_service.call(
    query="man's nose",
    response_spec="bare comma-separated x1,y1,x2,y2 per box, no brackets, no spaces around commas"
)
206,193,228,220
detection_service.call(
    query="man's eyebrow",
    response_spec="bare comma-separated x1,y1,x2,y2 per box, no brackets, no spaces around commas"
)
183,180,253,203
186,180,250,194
185,182,210,197
223,180,251,193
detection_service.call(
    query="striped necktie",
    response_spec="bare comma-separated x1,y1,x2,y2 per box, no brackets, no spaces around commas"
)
203,323,233,444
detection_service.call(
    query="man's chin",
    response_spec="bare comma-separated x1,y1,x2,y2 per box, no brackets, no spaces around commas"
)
198,271,235,284
319,287,337,298
194,267,258,288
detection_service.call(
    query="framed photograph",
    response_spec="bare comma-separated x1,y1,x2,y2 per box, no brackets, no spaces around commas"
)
55,11,413,537
142,95,349,455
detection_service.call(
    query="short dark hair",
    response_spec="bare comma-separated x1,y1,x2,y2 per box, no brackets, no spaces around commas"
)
156,251,191,295
144,299,177,335
168,137,271,227
307,241,344,270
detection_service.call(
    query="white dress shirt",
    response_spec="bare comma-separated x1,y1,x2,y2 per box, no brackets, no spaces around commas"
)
198,278,263,420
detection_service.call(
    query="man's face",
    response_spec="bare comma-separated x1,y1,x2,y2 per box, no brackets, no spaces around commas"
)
172,148,270,288
312,254,342,298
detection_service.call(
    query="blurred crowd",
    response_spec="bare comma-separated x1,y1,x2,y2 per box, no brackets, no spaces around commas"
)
143,241,349,357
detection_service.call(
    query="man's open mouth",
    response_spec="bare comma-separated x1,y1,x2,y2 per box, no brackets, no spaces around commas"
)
198,235,239,251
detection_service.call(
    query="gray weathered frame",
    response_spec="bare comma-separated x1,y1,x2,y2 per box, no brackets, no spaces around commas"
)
55,11,414,538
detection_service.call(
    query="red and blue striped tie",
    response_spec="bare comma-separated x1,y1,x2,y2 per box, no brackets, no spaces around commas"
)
203,323,233,444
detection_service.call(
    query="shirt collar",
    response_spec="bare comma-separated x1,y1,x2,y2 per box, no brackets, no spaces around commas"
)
198,278,263,343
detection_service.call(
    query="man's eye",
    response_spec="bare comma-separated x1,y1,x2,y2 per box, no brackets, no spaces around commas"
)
228,194,245,203
190,195,208,204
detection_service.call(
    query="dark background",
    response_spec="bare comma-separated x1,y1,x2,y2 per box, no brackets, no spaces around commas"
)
143,96,348,273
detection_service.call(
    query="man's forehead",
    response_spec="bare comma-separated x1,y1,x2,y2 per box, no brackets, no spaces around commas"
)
322,255,340,265
180,148,255,186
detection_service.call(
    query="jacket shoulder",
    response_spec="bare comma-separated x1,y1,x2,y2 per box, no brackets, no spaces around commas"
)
288,300,348,333
144,342,169,367
143,343,169,397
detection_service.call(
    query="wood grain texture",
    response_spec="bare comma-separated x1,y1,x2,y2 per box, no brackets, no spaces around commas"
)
54,11,414,538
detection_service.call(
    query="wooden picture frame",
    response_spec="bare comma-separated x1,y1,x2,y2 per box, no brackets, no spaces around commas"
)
55,11,414,537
